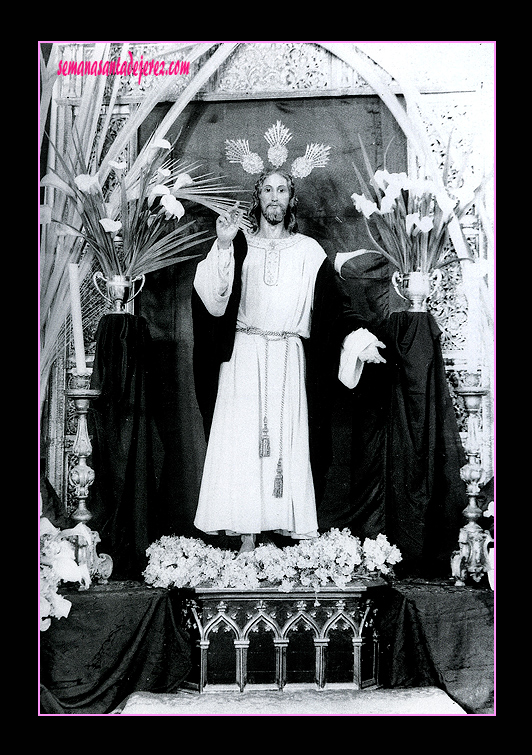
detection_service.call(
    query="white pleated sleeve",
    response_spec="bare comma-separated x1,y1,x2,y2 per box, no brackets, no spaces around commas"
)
193,240,235,317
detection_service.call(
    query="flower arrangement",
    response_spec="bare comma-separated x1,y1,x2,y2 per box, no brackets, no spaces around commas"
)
143,529,402,593
350,138,485,274
42,132,244,279
39,516,89,631
39,43,242,408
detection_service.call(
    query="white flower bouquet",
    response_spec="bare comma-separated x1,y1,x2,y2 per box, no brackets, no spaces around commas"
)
39,517,89,631
351,137,487,275
143,529,402,593
42,132,243,279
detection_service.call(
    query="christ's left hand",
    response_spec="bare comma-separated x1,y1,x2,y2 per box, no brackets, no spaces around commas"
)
359,341,386,364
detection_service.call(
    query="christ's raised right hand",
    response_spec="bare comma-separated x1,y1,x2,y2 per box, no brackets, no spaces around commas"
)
216,203,243,249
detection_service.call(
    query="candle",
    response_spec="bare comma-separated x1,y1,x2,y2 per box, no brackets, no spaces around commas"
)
462,261,482,375
68,263,87,374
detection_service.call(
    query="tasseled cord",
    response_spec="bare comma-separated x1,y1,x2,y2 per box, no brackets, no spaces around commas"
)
273,458,283,498
260,339,271,459
259,419,271,458
250,328,292,498
272,338,289,498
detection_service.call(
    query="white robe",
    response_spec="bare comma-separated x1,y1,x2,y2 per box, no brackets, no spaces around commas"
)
193,233,375,539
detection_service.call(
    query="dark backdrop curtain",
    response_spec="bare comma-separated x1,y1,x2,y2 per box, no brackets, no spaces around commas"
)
386,311,467,575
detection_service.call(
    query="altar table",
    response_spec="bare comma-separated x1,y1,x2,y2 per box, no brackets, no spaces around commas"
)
39,579,494,715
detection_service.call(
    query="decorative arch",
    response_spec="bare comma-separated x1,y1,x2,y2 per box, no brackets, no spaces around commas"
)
321,608,360,642
243,611,281,642
202,612,240,642
281,608,321,641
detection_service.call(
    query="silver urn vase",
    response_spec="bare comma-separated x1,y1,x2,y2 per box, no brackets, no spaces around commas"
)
93,272,146,313
392,269,442,312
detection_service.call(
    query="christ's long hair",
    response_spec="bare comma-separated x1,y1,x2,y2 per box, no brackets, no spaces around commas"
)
248,170,299,234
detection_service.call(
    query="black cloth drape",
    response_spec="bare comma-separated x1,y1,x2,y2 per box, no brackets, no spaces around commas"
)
377,581,494,714
191,231,248,440
39,580,493,715
40,583,191,714
88,314,164,580
323,309,467,578
386,312,467,576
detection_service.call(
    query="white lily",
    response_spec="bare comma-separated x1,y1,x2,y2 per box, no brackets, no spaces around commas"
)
435,190,456,218
373,169,393,191
150,183,170,196
351,192,378,219
409,177,437,197
99,218,122,233
387,172,410,192
406,213,420,235
416,215,434,233
161,194,185,220
74,173,100,195
379,193,397,214
152,138,171,150
406,213,433,235
148,183,170,207
172,173,194,191
109,160,128,172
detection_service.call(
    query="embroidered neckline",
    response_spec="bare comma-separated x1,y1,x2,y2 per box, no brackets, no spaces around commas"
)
245,232,301,252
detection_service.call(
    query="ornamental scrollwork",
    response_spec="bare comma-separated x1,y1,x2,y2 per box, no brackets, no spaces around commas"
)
215,42,332,93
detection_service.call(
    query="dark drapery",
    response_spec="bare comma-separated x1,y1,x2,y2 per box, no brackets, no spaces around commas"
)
377,581,494,714
88,313,164,580
40,583,191,715
40,580,493,715
191,230,248,440
321,308,467,577
386,312,467,575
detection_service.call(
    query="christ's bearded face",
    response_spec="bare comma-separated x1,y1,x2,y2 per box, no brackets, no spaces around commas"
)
259,173,290,226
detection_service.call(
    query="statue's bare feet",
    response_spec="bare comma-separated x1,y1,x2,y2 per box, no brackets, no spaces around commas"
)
238,534,255,555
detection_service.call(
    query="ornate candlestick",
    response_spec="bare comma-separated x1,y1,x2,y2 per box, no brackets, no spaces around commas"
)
66,373,100,525
63,373,113,586
451,374,493,585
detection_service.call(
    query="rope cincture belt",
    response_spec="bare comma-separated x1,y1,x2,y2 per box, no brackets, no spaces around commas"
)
236,326,300,498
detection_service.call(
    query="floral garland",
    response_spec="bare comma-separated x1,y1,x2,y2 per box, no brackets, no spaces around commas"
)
143,529,402,593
